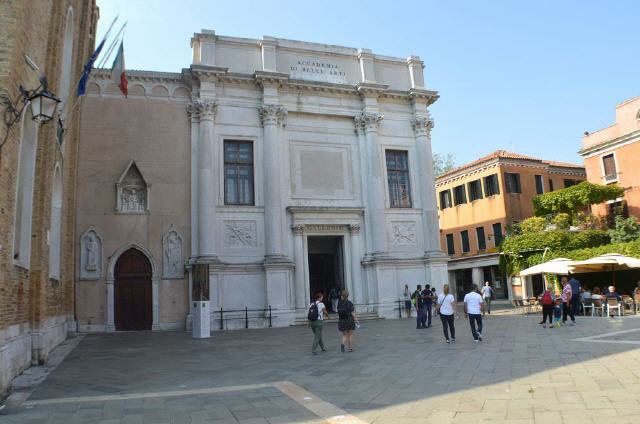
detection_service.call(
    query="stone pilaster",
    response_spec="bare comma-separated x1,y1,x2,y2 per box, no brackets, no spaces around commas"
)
355,112,386,257
195,99,218,259
260,104,288,259
349,224,365,305
292,224,306,309
411,115,440,254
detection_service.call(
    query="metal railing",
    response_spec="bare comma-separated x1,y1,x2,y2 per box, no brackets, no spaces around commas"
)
213,306,273,330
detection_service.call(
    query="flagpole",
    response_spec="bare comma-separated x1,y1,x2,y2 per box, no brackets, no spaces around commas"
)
97,22,127,70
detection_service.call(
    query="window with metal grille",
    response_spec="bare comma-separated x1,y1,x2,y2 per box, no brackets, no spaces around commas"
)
446,233,455,255
505,173,521,193
483,174,500,196
461,230,470,253
224,141,254,205
439,189,452,210
535,175,544,195
468,179,483,201
453,184,467,205
386,150,412,208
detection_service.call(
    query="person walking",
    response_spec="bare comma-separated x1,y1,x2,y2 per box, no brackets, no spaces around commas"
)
561,277,576,325
422,284,434,327
402,284,412,318
412,285,424,328
464,284,484,342
539,286,555,328
337,289,359,352
437,284,456,343
481,282,493,315
308,292,329,355
568,275,581,317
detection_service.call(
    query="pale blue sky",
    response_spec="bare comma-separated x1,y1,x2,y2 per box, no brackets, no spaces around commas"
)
96,0,639,166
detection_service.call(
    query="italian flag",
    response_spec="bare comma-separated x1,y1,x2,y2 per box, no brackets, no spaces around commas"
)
111,41,128,97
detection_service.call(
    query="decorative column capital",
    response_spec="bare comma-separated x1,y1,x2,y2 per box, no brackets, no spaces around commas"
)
260,104,287,127
192,99,218,121
354,112,383,134
291,224,304,235
411,116,434,138
349,224,361,235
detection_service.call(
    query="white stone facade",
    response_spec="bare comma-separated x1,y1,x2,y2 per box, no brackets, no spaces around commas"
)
76,30,447,330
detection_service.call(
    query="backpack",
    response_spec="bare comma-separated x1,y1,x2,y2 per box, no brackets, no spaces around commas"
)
541,291,553,306
308,302,319,321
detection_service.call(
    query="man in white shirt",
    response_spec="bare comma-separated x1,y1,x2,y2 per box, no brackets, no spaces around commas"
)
464,285,485,342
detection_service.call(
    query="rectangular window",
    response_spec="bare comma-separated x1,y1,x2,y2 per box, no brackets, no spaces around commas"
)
468,179,483,201
483,174,500,196
460,230,470,253
453,184,467,205
602,154,617,182
505,172,521,193
563,179,578,188
439,189,452,210
224,140,254,205
535,175,544,195
492,223,503,247
476,227,486,250
549,178,554,191
446,234,455,255
386,150,412,208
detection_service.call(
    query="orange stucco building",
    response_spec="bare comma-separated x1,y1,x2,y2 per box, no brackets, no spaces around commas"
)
580,96,640,219
436,150,585,300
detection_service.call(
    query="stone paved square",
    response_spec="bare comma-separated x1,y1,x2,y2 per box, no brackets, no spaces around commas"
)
2,314,640,423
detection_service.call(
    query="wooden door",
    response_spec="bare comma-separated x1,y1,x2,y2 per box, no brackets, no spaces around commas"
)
115,248,152,331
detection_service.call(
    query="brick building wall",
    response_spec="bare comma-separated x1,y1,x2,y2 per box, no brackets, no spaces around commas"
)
0,0,97,398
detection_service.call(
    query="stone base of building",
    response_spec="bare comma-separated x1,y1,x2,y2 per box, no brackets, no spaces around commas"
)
0,315,74,398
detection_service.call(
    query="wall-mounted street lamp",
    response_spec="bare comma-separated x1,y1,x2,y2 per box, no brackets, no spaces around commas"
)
1,75,61,148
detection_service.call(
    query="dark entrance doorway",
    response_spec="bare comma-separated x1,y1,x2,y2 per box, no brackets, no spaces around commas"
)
115,248,152,331
307,236,344,310
455,269,473,301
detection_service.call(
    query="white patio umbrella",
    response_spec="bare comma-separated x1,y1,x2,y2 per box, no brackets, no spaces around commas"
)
569,253,640,284
519,258,575,277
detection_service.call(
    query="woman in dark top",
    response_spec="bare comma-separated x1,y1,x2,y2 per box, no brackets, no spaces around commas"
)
337,289,359,352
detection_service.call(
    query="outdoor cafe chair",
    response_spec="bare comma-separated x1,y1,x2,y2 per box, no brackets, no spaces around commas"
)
592,298,605,317
607,298,622,317
621,295,634,314
582,298,594,316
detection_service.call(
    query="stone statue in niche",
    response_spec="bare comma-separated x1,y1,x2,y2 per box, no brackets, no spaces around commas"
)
163,226,184,279
80,227,102,280
115,160,149,213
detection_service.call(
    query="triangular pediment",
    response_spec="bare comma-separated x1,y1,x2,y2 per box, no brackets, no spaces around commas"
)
116,160,148,187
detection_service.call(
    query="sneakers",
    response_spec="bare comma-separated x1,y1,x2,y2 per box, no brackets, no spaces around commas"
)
473,339,479,343
542,324,547,328
451,338,456,343
478,333,483,341
445,339,450,344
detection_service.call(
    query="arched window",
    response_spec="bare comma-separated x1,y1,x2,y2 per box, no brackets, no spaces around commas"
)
58,7,74,120
13,105,39,268
49,164,63,279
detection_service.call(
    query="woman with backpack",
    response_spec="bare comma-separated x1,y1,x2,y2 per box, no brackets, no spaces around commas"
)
539,285,555,328
337,289,359,352
308,292,329,355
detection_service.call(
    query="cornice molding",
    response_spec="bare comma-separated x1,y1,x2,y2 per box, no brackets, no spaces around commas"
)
579,129,640,157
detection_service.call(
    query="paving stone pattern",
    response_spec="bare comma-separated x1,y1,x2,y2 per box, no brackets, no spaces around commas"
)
3,314,640,423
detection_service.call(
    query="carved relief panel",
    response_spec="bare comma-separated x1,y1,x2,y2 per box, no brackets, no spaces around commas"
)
80,226,102,280
115,160,149,213
223,220,257,247
163,226,184,279
391,221,417,246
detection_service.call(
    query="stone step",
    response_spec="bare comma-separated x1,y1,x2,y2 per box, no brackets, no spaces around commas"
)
292,312,383,326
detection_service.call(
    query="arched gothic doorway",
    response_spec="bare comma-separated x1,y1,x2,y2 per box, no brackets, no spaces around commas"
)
114,248,152,330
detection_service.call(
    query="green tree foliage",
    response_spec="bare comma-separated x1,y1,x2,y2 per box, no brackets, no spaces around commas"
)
433,152,456,176
608,215,640,244
518,217,546,234
552,213,571,230
533,181,624,217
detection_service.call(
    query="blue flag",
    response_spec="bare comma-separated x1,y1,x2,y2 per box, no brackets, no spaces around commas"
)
76,38,105,97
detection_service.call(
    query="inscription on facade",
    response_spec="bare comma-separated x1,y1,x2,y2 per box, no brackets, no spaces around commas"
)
290,58,347,83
